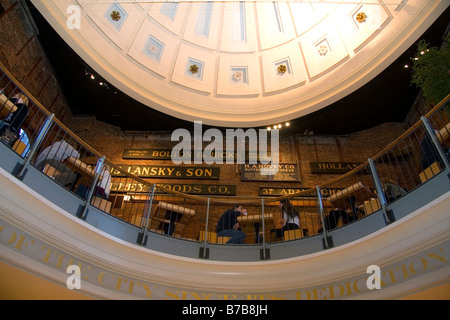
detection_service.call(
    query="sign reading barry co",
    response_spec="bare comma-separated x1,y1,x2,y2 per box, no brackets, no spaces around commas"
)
114,165,220,179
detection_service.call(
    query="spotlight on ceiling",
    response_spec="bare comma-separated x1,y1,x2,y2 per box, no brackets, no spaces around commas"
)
285,122,290,127
90,74,95,79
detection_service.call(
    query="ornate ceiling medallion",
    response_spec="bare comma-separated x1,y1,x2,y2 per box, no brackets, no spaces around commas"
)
356,12,367,23
318,45,328,56
277,64,287,74
110,10,121,22
189,64,199,74
233,71,242,82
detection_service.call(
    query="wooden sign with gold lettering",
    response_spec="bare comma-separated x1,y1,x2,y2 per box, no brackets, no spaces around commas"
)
110,181,236,196
310,162,362,174
113,165,220,179
122,149,168,159
259,187,344,197
241,163,300,182
123,148,255,162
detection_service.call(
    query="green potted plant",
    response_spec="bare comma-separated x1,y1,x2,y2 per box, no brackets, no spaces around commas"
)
410,34,450,116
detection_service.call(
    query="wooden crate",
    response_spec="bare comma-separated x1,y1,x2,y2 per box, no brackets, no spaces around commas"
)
43,164,58,177
217,236,232,244
12,140,26,155
284,229,303,240
419,162,441,183
363,198,381,215
199,230,218,243
92,196,112,213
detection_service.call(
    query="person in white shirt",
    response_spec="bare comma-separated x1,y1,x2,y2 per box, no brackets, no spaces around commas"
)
94,165,111,199
271,199,301,240
279,199,300,230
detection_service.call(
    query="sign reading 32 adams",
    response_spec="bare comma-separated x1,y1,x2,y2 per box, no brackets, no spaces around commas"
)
112,165,220,180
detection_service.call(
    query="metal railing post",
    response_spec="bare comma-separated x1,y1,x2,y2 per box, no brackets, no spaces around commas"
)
138,183,156,245
15,113,54,179
421,116,450,172
260,198,268,260
78,155,105,220
368,158,394,224
201,198,211,259
316,186,331,249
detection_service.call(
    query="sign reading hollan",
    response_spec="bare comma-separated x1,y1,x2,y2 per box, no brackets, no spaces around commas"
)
310,162,362,174
113,165,220,179
241,163,299,182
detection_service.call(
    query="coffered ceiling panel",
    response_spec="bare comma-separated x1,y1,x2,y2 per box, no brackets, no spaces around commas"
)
171,44,216,94
299,16,350,79
127,18,178,79
256,2,297,50
182,2,223,50
261,41,307,94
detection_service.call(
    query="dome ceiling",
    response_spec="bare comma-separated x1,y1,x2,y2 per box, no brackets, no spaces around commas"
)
31,0,448,128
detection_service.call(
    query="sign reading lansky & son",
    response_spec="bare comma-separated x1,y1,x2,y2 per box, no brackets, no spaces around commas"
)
113,165,220,179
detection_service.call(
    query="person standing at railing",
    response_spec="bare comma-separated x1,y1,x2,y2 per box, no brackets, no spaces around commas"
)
94,165,111,199
216,204,247,244
0,92,29,146
75,163,111,199
383,179,407,203
271,199,300,240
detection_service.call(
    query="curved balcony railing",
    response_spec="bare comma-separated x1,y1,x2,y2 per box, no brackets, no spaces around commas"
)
1,62,449,260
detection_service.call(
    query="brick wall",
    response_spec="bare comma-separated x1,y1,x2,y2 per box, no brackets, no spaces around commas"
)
0,0,73,125
65,116,408,238
69,115,407,198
